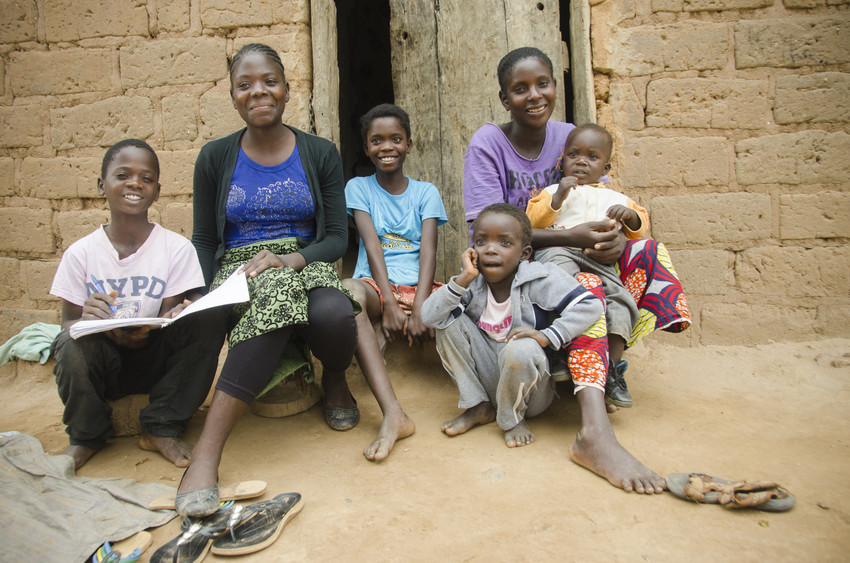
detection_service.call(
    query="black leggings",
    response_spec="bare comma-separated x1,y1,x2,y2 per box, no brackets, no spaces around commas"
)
216,287,357,403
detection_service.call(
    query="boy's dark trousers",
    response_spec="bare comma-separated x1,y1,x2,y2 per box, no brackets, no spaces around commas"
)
51,308,227,449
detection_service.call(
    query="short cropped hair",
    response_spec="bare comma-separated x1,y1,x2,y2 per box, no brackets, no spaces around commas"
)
101,139,159,178
229,43,286,80
566,123,614,160
497,47,554,92
359,103,412,143
473,203,533,248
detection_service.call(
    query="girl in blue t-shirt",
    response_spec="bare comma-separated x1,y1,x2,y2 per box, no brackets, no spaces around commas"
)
343,103,447,461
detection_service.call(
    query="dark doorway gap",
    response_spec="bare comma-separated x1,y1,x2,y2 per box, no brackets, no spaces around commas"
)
558,1,575,124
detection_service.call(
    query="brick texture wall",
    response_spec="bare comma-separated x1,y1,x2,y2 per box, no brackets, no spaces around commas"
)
0,0,847,347
593,0,849,345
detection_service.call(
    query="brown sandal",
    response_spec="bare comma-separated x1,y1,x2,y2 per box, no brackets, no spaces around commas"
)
667,473,795,512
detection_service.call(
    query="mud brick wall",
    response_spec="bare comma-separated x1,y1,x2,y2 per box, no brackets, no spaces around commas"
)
0,0,847,347
592,0,849,345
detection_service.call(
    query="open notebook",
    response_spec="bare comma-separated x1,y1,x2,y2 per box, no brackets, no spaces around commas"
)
69,269,249,339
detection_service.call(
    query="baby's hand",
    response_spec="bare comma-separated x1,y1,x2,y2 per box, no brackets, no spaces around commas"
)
456,248,479,287
506,326,551,348
606,205,640,231
551,176,577,210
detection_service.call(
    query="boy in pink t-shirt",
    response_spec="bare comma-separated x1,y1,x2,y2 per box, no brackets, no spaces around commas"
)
50,139,226,470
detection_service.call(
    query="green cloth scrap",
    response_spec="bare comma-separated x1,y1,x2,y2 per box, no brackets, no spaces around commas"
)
0,323,61,366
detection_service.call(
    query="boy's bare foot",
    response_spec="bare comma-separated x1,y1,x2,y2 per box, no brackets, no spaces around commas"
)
441,402,496,436
606,403,619,413
62,444,100,470
363,408,416,461
569,423,666,494
504,420,534,447
138,432,193,467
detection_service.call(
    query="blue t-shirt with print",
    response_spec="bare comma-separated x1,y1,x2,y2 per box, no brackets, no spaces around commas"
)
345,175,447,286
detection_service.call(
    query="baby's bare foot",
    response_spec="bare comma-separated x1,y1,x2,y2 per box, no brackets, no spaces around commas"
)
62,444,101,470
570,424,666,494
364,408,416,461
504,420,534,448
441,402,496,436
139,433,193,467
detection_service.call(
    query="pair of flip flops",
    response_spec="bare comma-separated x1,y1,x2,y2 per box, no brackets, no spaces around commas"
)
150,493,304,562
667,473,795,512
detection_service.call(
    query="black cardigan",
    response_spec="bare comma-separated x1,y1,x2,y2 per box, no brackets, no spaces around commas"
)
191,126,348,286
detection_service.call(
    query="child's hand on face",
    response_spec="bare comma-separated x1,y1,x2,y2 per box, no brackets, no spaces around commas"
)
551,176,577,210
456,248,479,288
405,308,434,347
606,204,640,231
82,290,118,320
506,326,551,349
382,301,408,343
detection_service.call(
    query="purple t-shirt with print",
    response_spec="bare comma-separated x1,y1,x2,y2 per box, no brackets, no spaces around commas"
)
462,121,575,222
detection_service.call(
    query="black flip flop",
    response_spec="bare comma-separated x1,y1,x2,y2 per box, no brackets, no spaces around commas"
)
211,493,304,556
150,506,235,563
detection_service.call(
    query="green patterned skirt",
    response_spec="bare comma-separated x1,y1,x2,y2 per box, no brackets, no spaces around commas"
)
212,237,359,395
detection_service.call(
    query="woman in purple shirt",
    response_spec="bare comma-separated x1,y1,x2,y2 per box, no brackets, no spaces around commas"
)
462,47,689,495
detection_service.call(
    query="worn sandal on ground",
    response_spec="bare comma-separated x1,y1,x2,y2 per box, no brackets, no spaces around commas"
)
150,506,236,563
325,396,360,431
211,493,304,556
149,480,268,511
666,473,795,512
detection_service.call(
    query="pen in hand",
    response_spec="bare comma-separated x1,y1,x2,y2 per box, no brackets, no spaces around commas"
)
90,275,117,314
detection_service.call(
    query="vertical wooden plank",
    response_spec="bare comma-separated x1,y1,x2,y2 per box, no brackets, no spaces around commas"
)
570,0,596,124
431,0,511,281
311,0,341,147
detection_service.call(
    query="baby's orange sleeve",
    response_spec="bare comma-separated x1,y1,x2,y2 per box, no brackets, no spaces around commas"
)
623,199,650,239
526,191,558,229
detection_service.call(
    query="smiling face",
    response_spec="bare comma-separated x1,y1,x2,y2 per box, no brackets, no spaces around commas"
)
562,128,612,185
97,146,160,218
230,51,290,129
472,211,533,288
498,56,557,130
364,116,411,177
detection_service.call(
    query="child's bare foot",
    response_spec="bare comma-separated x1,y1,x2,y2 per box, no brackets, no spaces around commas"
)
363,408,416,461
62,444,100,470
606,403,619,413
504,420,534,447
138,432,193,467
569,423,666,494
441,402,496,436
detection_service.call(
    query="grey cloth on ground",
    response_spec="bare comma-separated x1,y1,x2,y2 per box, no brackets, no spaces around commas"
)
0,432,176,562
436,314,554,431
534,246,639,340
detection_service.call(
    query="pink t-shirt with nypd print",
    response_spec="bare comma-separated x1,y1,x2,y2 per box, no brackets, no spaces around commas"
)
50,224,204,319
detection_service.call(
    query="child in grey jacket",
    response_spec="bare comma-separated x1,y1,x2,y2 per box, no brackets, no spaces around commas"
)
422,203,667,495
421,203,601,447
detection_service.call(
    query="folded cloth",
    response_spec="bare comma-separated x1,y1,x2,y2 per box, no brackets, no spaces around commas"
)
0,433,177,562
0,322,62,365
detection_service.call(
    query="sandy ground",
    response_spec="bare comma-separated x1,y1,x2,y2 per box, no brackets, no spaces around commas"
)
2,337,849,562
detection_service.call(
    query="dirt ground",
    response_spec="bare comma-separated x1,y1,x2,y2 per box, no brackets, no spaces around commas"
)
2,337,849,562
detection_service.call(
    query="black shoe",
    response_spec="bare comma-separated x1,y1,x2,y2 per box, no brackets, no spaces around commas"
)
605,360,633,408
548,351,570,382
